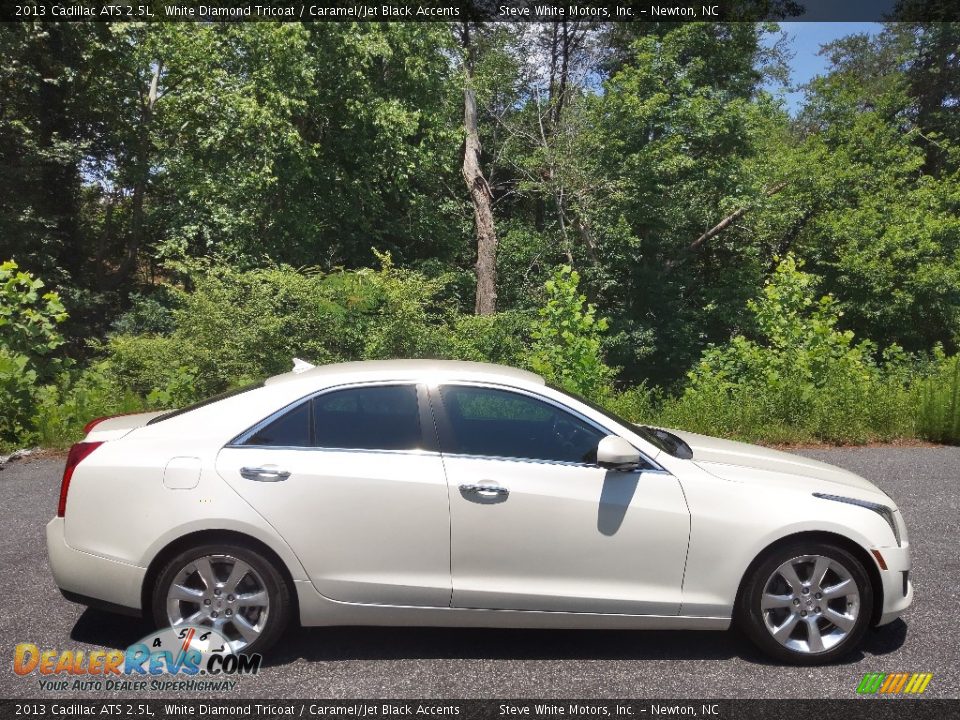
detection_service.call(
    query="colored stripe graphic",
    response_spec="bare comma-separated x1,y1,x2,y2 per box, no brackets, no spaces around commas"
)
857,673,885,693
858,672,932,694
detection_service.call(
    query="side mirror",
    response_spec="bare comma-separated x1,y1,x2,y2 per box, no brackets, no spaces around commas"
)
597,435,641,471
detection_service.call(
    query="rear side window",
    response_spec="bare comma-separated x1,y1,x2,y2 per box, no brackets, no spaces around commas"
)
313,385,420,451
242,384,421,452
246,401,310,447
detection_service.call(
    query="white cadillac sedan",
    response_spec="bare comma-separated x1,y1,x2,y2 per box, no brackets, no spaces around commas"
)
47,360,912,664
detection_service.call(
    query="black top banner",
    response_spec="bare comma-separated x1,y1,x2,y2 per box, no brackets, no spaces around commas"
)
2,0,959,23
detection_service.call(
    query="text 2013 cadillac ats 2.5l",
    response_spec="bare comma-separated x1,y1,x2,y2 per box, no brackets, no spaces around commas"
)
48,360,912,664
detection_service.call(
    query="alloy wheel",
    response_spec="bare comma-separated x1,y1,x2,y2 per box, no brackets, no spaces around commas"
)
165,553,270,652
760,554,860,654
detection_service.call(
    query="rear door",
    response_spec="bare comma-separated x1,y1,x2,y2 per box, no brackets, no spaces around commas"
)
216,382,451,607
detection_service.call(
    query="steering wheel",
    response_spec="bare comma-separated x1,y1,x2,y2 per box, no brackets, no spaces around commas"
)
551,416,581,454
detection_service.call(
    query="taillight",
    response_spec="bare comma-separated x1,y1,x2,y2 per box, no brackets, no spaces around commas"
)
58,442,103,517
83,412,139,434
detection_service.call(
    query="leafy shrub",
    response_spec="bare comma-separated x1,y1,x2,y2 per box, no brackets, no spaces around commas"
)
111,291,178,335
528,266,616,400
0,260,68,446
447,311,532,366
33,364,146,448
96,256,471,404
649,256,916,444
916,351,960,444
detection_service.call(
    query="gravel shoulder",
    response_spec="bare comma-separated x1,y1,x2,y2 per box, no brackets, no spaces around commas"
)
0,448,957,699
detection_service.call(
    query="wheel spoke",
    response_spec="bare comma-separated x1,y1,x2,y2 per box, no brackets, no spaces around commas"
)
762,553,861,655
193,557,218,590
772,613,800,642
778,562,804,593
223,560,251,593
167,553,269,652
761,593,795,610
174,610,204,626
806,619,825,652
823,607,856,631
821,578,854,599
232,614,260,643
810,557,830,588
169,584,204,603
235,589,268,608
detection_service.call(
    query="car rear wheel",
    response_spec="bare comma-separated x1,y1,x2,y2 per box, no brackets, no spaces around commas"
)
737,541,873,664
152,542,291,655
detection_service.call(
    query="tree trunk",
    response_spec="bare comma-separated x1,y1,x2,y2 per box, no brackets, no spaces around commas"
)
107,61,161,289
460,23,498,315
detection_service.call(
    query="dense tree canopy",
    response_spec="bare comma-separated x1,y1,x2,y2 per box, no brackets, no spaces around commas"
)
1,19,958,397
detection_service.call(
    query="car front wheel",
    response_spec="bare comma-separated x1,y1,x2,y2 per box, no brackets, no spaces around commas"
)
737,541,873,664
152,542,291,656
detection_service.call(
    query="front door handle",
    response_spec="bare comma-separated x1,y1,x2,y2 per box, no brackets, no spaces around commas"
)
459,483,509,499
240,465,291,482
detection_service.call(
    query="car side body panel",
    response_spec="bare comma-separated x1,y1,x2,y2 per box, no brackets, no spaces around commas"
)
47,360,911,638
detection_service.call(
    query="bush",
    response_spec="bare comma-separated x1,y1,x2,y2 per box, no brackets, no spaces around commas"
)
916,351,960,444
638,256,917,444
0,260,68,447
33,364,146,448
528,266,616,400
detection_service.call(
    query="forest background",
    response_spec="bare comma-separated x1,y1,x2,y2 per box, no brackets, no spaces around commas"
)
2,14,959,450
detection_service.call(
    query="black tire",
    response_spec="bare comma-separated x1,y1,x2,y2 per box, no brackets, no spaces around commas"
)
151,542,291,656
736,541,874,665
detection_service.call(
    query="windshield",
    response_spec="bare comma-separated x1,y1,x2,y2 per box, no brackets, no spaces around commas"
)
548,384,693,459
146,381,264,426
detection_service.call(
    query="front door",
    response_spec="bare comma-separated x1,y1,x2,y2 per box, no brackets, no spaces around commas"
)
216,383,451,607
433,383,690,615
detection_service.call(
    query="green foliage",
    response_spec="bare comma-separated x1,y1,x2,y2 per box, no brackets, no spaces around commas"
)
111,292,178,336
447,311,532,366
0,261,68,446
0,349,39,447
33,364,146,449
3,22,960,449
655,257,916,444
359,251,456,360
529,266,616,400
916,351,960,444
0,260,68,362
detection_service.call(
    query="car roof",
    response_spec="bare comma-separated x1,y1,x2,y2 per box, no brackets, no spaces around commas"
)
264,359,545,388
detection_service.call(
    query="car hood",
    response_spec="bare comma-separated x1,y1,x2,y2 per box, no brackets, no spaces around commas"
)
662,428,885,496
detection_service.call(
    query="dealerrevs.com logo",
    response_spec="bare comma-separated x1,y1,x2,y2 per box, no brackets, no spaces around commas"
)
13,625,261,692
857,672,934,695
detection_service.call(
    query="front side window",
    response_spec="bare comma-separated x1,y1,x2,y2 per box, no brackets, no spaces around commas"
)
438,385,606,464
242,384,422,451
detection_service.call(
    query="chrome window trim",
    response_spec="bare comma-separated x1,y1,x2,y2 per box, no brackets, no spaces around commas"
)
226,380,425,452
434,380,666,472
439,451,671,472
224,444,441,458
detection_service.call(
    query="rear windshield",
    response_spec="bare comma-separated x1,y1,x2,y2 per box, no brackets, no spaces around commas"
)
146,382,264,425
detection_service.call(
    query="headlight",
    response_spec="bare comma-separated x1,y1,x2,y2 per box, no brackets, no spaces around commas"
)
813,492,902,546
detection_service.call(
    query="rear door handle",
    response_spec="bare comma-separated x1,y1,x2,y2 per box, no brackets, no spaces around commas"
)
459,483,509,499
240,465,291,482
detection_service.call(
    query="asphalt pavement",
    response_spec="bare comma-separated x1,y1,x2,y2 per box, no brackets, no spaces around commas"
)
1,448,957,699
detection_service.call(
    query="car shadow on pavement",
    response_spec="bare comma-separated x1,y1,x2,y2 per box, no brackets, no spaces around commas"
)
69,609,152,649
68,609,908,667
265,618,909,667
